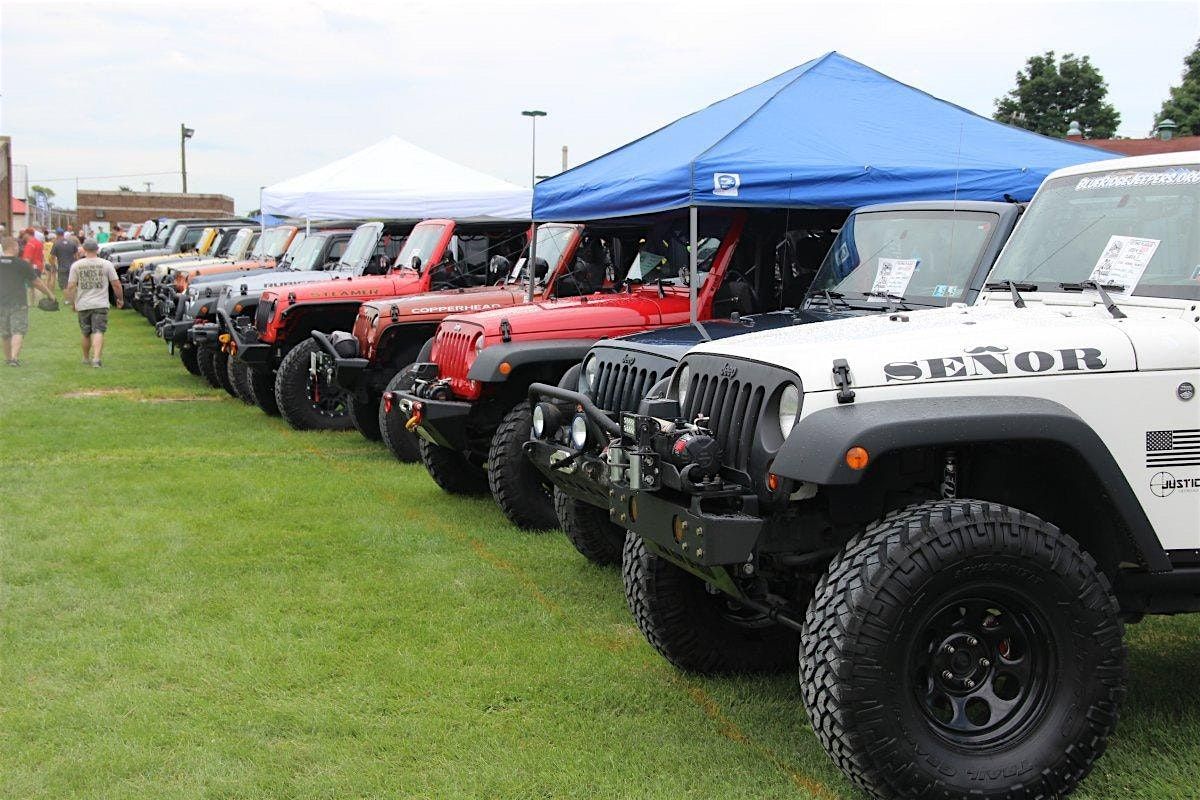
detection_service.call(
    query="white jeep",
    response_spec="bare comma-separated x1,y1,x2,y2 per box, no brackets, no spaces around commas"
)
599,152,1200,799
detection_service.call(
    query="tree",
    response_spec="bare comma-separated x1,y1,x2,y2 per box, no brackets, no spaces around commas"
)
1154,39,1200,136
29,184,55,199
118,185,133,192
994,51,1120,139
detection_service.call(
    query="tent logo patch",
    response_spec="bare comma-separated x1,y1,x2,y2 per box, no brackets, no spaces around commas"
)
713,173,740,196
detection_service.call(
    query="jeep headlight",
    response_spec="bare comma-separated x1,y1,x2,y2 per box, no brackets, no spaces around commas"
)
582,355,598,390
474,334,485,354
778,383,800,437
570,414,588,449
675,363,691,408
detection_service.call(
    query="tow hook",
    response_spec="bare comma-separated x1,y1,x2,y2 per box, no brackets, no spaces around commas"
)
405,402,425,432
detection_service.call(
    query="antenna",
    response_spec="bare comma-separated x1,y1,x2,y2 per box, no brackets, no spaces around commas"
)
946,121,964,282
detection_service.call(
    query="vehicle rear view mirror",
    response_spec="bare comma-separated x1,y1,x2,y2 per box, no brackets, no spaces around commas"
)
489,255,512,279
535,257,550,278
411,255,423,271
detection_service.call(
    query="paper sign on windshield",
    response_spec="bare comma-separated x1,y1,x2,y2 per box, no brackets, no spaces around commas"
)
1088,235,1159,293
871,258,918,297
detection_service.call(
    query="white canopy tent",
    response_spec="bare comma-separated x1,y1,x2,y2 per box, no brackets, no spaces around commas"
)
260,136,532,222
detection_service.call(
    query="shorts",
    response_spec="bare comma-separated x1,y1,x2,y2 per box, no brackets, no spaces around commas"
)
78,308,109,335
0,304,29,337
58,270,70,290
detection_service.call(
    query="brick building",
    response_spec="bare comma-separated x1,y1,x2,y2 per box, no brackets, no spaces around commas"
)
75,189,235,230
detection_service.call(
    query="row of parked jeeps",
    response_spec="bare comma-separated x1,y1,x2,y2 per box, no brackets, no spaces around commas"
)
126,152,1199,800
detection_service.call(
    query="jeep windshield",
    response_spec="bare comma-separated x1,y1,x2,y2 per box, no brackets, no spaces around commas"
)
990,165,1200,300
621,222,727,287
337,224,381,269
808,210,1000,308
227,228,256,258
503,225,574,285
285,235,330,271
257,227,291,259
394,223,447,272
278,231,306,266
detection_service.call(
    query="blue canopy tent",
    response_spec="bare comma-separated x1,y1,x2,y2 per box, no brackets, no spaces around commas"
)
532,52,1114,317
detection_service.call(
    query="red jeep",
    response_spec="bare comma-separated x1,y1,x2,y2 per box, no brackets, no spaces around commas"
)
390,211,805,529
319,223,593,449
230,218,528,431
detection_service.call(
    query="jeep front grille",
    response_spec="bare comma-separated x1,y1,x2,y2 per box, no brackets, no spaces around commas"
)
432,324,481,396
593,360,660,414
678,358,779,477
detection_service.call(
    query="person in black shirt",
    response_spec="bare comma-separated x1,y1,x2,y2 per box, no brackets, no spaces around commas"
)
0,236,56,366
51,235,80,295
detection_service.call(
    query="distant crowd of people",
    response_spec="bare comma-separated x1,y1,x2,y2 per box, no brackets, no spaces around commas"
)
1,225,124,368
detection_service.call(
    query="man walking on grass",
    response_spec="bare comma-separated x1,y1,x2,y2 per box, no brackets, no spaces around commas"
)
0,237,56,367
65,239,123,368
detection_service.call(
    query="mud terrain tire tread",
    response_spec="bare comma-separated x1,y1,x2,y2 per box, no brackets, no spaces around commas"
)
197,344,221,388
179,344,201,376
378,370,421,463
214,349,237,397
622,532,798,674
800,499,1126,800
276,339,354,431
488,404,559,530
228,356,256,405
556,489,624,565
418,438,489,495
248,365,280,416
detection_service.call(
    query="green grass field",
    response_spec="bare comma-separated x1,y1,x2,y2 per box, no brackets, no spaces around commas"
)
1,307,1197,799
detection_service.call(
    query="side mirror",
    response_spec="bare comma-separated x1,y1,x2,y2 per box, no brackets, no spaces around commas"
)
410,255,422,271
534,257,550,279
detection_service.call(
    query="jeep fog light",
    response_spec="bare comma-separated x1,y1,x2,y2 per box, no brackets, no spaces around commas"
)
570,414,589,449
778,383,800,436
532,402,562,439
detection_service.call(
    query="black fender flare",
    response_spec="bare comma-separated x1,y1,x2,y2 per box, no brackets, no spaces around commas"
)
467,339,594,383
378,323,438,366
772,395,1170,573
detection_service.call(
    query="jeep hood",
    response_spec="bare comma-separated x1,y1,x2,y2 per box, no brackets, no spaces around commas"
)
361,284,527,322
688,305,1153,393
275,270,423,304
605,308,858,361
441,289,688,338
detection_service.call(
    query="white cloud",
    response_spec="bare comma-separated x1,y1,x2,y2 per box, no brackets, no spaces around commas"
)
2,0,1196,212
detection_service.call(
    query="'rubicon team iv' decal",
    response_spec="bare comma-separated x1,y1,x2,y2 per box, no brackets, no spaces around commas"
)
883,345,1107,382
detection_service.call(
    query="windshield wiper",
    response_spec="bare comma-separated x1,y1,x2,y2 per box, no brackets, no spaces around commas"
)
984,280,1032,308
1058,281,1127,319
813,289,851,310
863,291,911,310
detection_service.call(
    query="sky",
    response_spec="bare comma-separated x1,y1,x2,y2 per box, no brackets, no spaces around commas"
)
2,0,1197,213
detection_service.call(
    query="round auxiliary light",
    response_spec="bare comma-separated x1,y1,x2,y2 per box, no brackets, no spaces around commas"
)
672,516,686,543
778,383,800,436
629,495,639,523
532,404,545,437
532,402,562,439
583,355,599,390
676,364,691,408
845,446,870,471
570,414,589,449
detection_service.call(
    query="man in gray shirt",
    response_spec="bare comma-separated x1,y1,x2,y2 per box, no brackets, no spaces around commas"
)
66,239,123,368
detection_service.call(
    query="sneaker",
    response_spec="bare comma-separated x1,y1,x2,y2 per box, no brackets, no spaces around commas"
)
5,359,17,367
91,360,102,368
81,359,90,366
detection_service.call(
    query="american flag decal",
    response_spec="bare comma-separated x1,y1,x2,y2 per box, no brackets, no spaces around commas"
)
1146,429,1200,468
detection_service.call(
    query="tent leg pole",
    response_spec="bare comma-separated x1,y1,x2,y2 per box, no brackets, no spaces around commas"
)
526,223,538,303
689,206,698,325
305,218,310,236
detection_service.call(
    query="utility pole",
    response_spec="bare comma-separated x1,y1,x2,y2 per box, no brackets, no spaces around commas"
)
520,110,547,303
143,182,153,193
180,123,195,193
562,145,568,172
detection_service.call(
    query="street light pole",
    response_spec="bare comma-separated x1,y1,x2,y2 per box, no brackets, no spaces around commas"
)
521,110,546,303
180,124,195,193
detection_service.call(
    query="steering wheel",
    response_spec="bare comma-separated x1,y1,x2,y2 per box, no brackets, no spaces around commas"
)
725,269,760,311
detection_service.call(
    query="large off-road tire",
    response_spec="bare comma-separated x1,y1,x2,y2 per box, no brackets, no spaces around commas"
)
349,392,382,441
800,499,1125,800
556,489,624,565
488,403,558,530
179,344,201,376
378,370,421,463
213,349,237,397
418,438,489,495
248,365,280,416
197,345,222,389
622,532,798,674
228,356,256,405
275,339,353,431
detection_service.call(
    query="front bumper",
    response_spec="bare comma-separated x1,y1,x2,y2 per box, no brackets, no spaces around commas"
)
392,367,474,451
525,439,610,507
189,321,220,347
607,484,764,569
227,313,274,368
157,317,194,345
311,331,371,397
